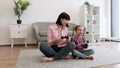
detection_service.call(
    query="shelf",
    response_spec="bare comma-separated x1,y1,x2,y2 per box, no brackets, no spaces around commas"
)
85,34,94,36
92,15,99,16
80,5,100,43
92,6,99,15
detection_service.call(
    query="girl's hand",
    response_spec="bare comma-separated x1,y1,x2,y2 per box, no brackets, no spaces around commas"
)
76,44,82,48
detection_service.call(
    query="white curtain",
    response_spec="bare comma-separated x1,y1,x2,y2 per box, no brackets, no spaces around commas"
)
119,0,120,37
111,0,119,37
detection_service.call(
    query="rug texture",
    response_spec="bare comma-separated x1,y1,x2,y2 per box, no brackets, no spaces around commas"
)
15,46,120,68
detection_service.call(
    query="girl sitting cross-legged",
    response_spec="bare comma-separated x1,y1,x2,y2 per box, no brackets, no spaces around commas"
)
71,25,95,60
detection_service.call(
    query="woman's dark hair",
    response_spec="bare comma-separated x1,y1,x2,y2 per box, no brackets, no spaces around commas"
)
56,12,70,27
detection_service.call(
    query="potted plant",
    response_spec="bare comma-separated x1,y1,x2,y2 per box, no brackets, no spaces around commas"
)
13,0,30,24
84,1,91,16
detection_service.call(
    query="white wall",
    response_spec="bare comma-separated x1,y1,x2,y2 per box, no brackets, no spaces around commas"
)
119,0,120,37
105,0,111,37
0,0,107,45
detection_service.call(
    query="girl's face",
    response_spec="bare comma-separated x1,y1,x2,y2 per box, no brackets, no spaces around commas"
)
75,26,84,36
61,18,69,27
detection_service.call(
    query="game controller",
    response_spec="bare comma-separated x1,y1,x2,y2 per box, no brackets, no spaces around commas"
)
81,44,88,48
61,36,69,39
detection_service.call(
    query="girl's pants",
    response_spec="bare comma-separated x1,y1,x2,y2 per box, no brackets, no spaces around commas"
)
72,49,94,59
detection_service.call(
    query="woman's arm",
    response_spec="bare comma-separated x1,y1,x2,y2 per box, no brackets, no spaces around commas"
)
47,27,62,46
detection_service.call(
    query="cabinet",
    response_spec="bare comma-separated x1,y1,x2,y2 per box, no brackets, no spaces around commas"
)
80,5,100,43
10,24,27,48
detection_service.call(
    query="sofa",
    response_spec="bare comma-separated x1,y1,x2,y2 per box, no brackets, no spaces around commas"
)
32,22,76,48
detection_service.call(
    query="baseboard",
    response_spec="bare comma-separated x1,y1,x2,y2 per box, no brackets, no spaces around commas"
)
0,43,37,46
111,40,120,42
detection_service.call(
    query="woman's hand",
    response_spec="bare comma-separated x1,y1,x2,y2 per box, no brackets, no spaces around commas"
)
52,36,62,45
55,37,63,43
68,36,71,41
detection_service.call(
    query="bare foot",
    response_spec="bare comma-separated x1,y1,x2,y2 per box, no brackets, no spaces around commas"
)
62,54,73,59
75,56,80,59
42,57,54,62
86,56,94,60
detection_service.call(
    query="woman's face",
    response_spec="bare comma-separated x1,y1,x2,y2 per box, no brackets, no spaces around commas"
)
76,26,84,36
61,18,69,27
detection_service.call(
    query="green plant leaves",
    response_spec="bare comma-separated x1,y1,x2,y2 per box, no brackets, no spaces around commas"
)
84,1,92,16
84,1,91,7
13,0,30,20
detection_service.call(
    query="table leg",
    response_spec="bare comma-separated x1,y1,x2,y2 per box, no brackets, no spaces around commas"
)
11,39,14,48
24,38,27,48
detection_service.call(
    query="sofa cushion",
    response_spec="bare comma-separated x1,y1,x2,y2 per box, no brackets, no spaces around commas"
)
68,31,73,36
39,31,47,37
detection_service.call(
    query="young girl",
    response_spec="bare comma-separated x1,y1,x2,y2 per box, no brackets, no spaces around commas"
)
71,25,94,60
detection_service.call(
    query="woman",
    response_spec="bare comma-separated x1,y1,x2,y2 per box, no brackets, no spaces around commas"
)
40,12,76,62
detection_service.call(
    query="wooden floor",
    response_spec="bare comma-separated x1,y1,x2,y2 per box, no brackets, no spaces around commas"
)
0,44,37,68
0,42,120,68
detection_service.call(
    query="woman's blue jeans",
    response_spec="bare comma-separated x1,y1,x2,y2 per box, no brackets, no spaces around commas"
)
39,42,76,60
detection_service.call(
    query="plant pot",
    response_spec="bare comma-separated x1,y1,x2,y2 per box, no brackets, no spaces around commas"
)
17,20,22,24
